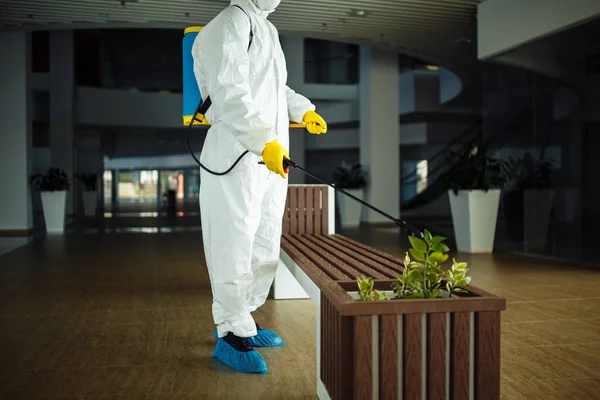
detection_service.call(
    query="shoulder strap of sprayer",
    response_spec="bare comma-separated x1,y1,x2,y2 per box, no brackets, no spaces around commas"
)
195,5,253,117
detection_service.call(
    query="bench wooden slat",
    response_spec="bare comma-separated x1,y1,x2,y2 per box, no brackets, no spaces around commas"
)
332,234,405,266
314,187,322,234
317,235,403,279
476,311,501,399
294,235,373,280
283,190,290,233
334,305,342,399
298,187,306,234
451,312,471,399
322,294,330,392
284,185,330,235
403,314,422,399
327,235,404,275
380,315,399,400
283,235,351,281
301,235,392,280
321,186,329,234
280,236,350,308
428,313,447,400
330,297,337,398
340,313,354,399
289,186,298,234
353,315,373,400
306,186,314,234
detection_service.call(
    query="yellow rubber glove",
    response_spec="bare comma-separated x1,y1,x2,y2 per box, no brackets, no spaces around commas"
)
262,140,289,179
303,110,327,134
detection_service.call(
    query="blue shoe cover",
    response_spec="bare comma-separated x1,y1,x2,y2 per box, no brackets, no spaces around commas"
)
211,338,268,374
249,328,285,347
213,328,285,347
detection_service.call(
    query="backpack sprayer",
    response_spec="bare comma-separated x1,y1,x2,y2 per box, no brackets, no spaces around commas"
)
182,25,423,238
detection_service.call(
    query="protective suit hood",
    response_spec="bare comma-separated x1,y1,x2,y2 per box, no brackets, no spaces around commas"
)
230,0,276,18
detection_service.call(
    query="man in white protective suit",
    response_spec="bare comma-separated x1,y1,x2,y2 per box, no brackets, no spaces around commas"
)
191,0,327,373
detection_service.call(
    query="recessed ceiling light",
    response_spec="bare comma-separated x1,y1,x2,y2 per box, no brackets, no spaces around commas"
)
348,9,369,17
425,65,440,71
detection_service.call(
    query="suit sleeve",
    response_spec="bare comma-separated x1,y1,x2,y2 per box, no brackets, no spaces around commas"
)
285,85,316,123
192,8,274,156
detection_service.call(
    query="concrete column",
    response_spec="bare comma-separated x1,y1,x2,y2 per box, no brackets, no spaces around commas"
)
50,30,75,214
0,32,33,235
281,35,306,184
359,46,400,223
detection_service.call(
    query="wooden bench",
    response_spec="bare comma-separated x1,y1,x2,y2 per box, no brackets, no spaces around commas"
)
273,185,506,400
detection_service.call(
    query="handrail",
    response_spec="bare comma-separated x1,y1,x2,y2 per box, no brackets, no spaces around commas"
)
400,119,482,183
400,107,535,209
400,106,534,188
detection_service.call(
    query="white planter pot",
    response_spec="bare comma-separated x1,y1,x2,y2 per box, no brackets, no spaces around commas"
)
82,190,98,217
556,188,578,223
41,191,67,234
449,189,501,254
338,189,364,228
523,189,554,252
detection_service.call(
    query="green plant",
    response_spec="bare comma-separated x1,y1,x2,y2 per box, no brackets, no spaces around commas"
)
506,150,555,190
387,229,471,299
333,161,367,190
440,144,510,195
356,276,387,301
30,167,70,192
75,172,98,192
391,252,425,299
445,259,471,296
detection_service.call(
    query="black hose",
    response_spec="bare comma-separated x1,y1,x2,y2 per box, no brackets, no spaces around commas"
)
186,102,249,176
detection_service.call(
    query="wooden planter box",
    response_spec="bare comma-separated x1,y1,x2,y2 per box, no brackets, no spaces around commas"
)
320,280,506,400
277,185,506,400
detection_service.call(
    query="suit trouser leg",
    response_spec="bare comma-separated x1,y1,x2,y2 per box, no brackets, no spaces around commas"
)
248,173,288,313
200,156,269,338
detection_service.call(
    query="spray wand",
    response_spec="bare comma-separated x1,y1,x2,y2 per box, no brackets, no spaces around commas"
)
260,158,424,238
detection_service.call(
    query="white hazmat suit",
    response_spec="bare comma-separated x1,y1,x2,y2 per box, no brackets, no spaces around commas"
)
192,0,316,340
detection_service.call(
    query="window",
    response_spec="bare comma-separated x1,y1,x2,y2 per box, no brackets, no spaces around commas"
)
304,38,359,84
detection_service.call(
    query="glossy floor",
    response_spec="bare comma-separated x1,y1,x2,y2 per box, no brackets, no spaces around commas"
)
1,227,600,399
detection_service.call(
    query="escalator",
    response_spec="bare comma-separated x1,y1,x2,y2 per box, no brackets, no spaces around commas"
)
401,120,482,210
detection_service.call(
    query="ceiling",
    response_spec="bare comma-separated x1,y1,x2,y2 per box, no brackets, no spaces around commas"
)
494,17,600,84
0,0,479,67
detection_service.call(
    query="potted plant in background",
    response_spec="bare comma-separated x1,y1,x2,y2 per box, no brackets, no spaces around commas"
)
332,161,367,228
503,150,556,251
440,144,509,253
75,172,98,217
30,167,70,234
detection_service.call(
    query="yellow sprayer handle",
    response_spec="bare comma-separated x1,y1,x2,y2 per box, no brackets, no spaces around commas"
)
185,116,307,129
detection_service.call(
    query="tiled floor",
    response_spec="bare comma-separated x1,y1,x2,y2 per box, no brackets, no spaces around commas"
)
0,238,31,258
1,223,600,399
0,233,316,399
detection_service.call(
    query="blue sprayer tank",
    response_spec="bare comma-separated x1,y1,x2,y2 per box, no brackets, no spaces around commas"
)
182,26,203,126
